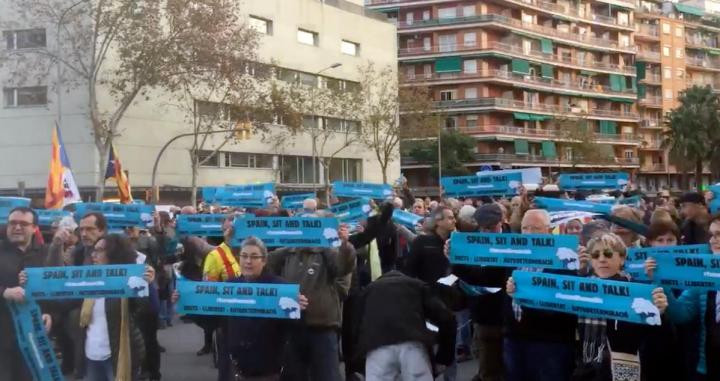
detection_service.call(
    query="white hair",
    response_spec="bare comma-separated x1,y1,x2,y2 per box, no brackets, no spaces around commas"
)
522,209,551,227
302,198,317,211
393,197,404,209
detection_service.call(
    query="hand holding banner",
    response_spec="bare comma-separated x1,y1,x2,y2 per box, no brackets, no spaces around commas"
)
450,232,580,270
441,172,521,198
35,209,73,227
232,217,341,248
392,209,423,230
332,181,393,200
557,172,629,191
512,270,661,326
24,264,148,300
175,279,301,319
625,244,710,281
652,253,720,290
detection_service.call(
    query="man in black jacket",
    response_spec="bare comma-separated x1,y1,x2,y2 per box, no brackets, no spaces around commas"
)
405,206,456,283
0,207,53,381
679,192,710,245
355,270,456,380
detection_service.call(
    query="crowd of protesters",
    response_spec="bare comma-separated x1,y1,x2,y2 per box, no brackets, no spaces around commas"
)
1,179,719,381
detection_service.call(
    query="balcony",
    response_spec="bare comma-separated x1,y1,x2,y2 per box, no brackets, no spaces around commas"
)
687,80,720,91
686,56,720,71
638,96,663,108
636,50,661,62
639,73,661,84
401,154,640,167
640,139,664,150
641,163,667,172
400,41,636,75
686,36,718,49
640,119,663,129
456,124,641,144
636,24,660,38
402,69,636,98
496,0,633,29
397,14,635,52
433,97,640,121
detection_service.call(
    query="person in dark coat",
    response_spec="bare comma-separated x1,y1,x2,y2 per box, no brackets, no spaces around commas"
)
404,206,456,284
679,192,710,245
355,270,456,379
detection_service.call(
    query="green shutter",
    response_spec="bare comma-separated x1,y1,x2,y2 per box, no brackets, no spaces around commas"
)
511,59,530,74
531,114,552,121
541,39,553,54
708,48,720,56
610,74,622,91
608,97,635,103
541,64,554,79
636,62,646,80
675,3,704,17
541,141,557,158
513,112,530,120
514,139,529,155
600,121,618,135
435,57,462,73
631,77,637,92
637,84,646,99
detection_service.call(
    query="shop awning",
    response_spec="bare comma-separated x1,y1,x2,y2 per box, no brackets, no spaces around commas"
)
675,3,704,17
513,112,551,121
514,139,530,155
541,141,557,158
511,59,530,74
435,56,462,73
541,38,553,54
608,97,636,103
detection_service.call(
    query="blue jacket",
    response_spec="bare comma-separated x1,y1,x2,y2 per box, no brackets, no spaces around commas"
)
666,289,709,375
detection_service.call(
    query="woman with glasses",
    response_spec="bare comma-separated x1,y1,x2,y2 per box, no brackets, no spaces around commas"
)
81,234,155,381
574,232,667,381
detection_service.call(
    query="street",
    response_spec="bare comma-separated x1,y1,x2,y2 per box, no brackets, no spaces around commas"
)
158,320,477,380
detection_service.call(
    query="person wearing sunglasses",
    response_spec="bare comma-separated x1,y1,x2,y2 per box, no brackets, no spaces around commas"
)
575,232,667,381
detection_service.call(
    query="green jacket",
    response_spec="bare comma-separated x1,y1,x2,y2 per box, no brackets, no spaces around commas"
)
268,243,356,328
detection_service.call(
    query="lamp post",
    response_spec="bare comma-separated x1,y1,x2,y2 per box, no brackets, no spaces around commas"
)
310,63,342,187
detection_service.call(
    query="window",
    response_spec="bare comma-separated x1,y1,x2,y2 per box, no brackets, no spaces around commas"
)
3,29,46,49
405,12,414,25
3,86,47,107
423,37,431,51
463,5,476,16
662,23,670,34
676,48,684,58
624,150,634,159
297,29,317,46
423,64,432,78
197,151,219,167
405,66,416,80
438,7,457,19
438,34,456,52
323,117,361,134
522,13,534,24
341,40,359,56
466,115,478,127
422,10,430,20
663,67,672,79
463,32,476,47
664,89,673,99
463,59,477,74
249,16,272,35
465,87,477,99
440,90,454,101
663,46,670,56
224,152,273,168
676,68,685,78
328,158,361,182
445,117,457,129
675,26,683,37
281,156,317,184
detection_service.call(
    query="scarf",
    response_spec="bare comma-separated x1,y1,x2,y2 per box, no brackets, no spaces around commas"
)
580,316,608,364
80,298,132,381
368,239,382,281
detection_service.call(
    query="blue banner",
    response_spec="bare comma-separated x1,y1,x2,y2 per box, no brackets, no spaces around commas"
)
557,172,629,190
176,214,226,237
625,244,710,281
0,196,31,221
441,172,521,198
35,210,73,227
450,232,580,270
281,193,316,210
330,199,372,223
534,197,613,214
512,270,661,326
203,183,275,208
709,185,720,214
652,253,720,290
332,181,393,200
8,300,64,381
73,203,154,229
232,217,341,248
175,279,301,319
392,209,423,229
24,264,148,300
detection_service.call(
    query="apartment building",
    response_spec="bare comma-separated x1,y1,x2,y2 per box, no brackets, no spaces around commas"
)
0,0,397,201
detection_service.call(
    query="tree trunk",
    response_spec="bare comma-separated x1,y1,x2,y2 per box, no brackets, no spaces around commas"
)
95,142,109,201
323,159,331,208
696,158,704,192
190,153,199,207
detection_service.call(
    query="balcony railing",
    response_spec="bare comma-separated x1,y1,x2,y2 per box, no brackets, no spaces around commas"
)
638,96,663,107
686,56,720,70
640,119,662,129
640,73,661,83
504,0,630,28
400,41,637,75
402,69,636,96
401,153,640,166
686,36,719,48
641,140,663,149
687,80,720,90
397,14,634,51
642,163,667,171
637,50,661,61
456,124,641,143
433,97,641,119
636,24,659,37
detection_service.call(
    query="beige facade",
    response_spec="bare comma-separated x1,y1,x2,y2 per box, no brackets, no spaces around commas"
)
0,0,398,201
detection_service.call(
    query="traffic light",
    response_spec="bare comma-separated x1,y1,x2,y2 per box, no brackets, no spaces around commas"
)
234,120,253,140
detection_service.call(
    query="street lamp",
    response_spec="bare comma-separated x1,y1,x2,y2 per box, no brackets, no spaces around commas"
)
310,62,342,187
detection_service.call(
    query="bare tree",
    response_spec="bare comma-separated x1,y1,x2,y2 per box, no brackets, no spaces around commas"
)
353,63,440,184
553,115,614,168
2,0,259,199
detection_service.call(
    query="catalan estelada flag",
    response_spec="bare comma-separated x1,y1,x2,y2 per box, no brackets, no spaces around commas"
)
44,123,82,209
104,143,133,203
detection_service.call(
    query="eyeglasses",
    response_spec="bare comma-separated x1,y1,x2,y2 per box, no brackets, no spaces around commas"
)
8,221,33,228
239,254,265,261
591,249,616,259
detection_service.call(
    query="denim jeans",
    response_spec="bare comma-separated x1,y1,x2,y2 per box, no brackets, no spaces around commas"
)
503,338,573,381
85,358,113,381
281,326,341,381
